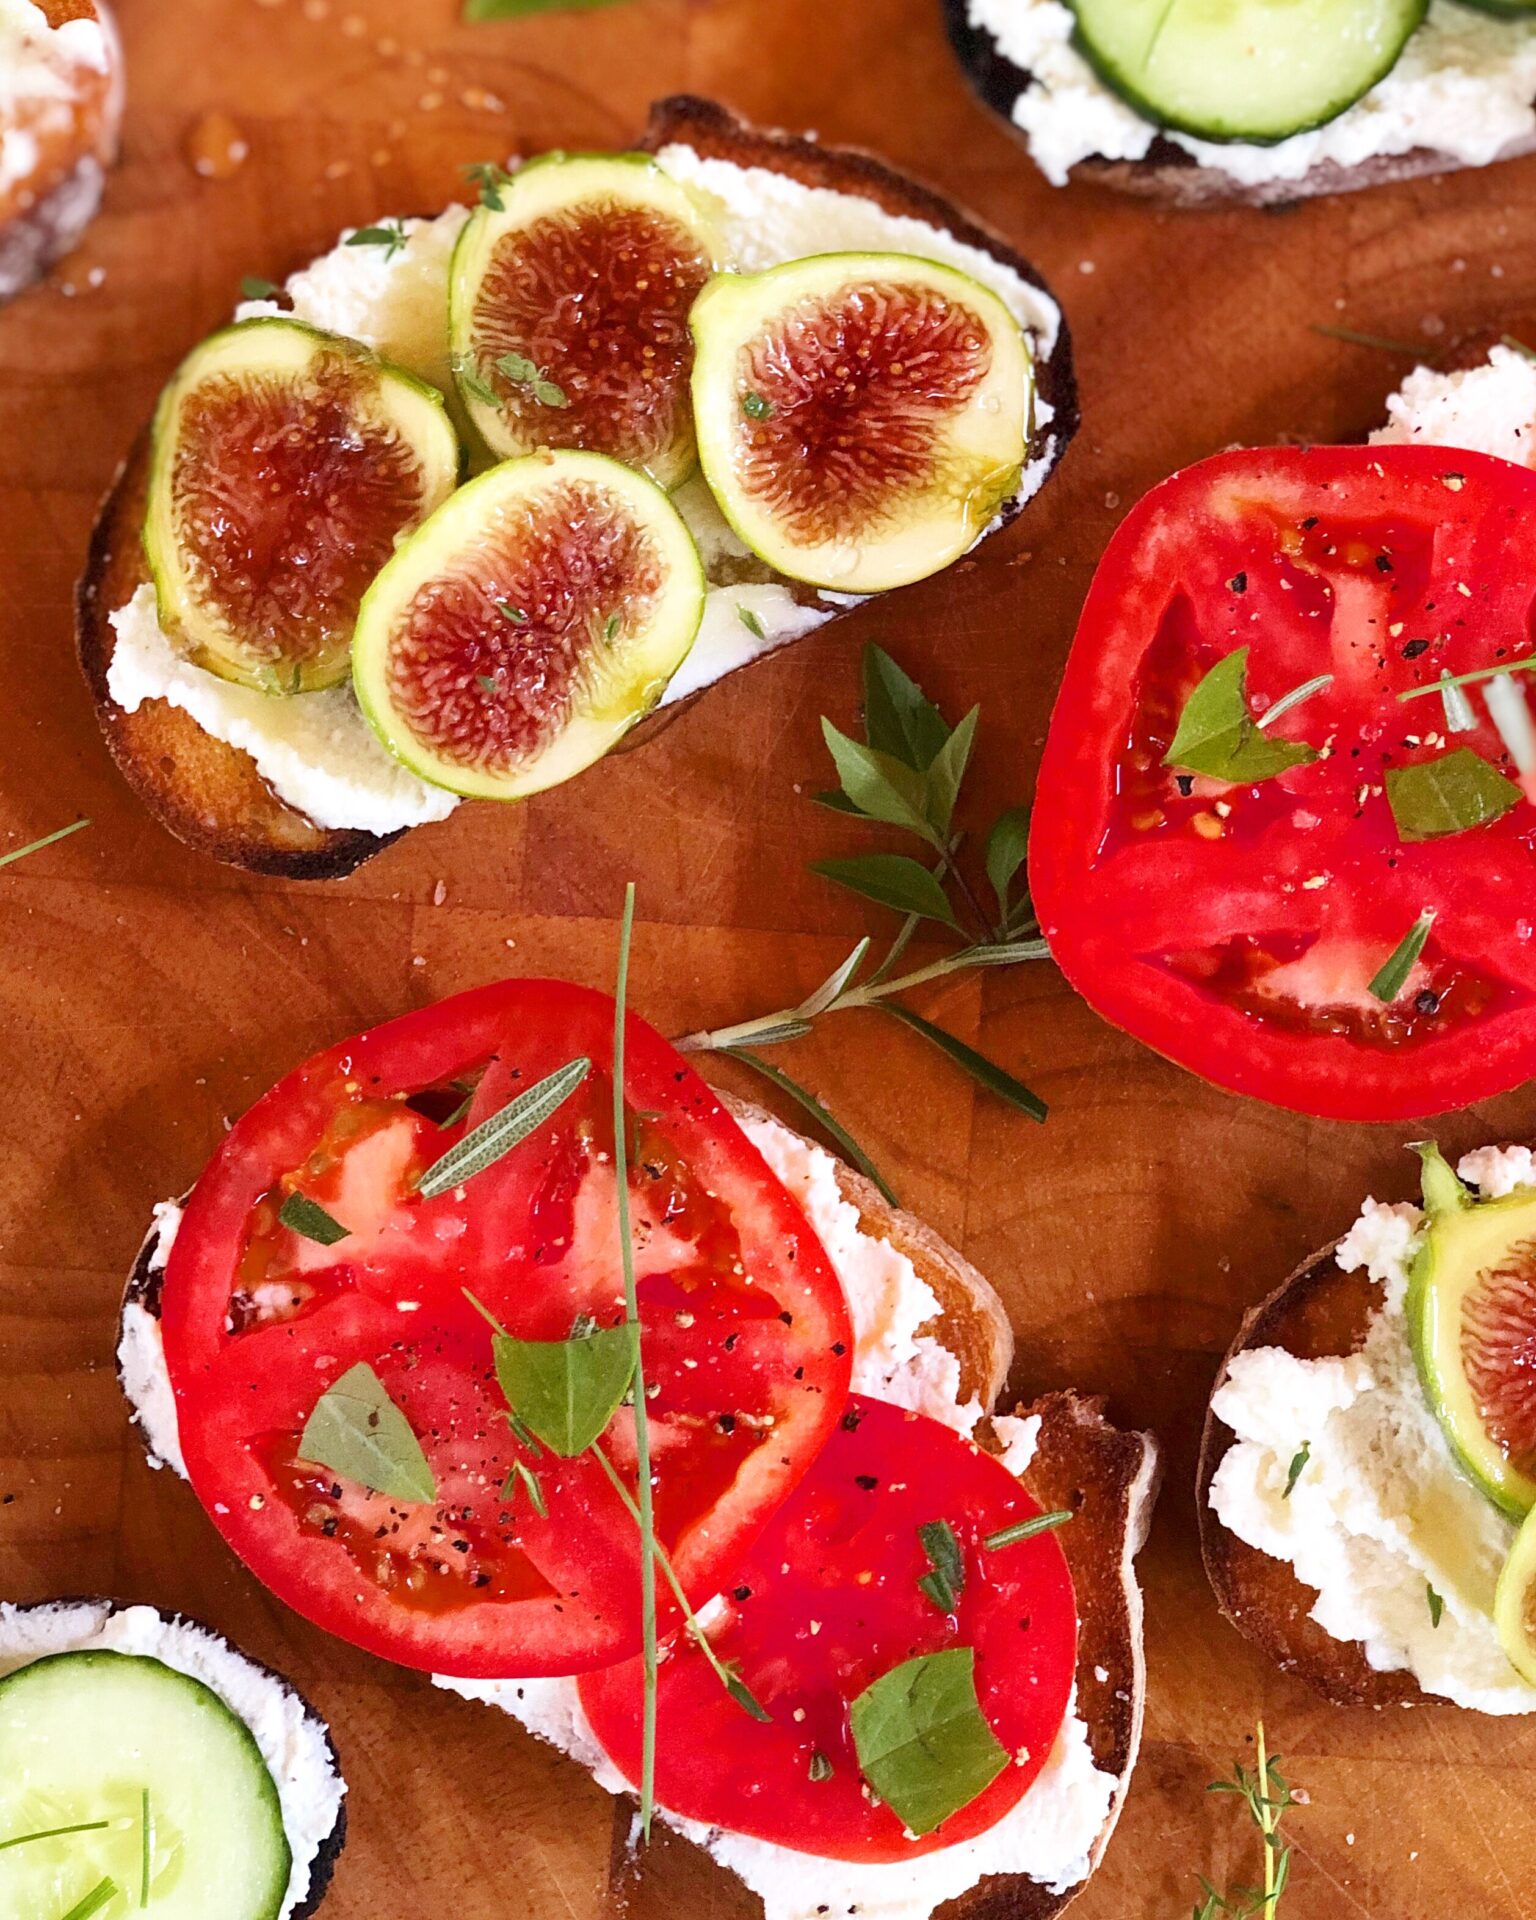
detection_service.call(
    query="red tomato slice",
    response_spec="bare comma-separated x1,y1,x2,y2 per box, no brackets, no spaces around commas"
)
159,980,853,1677
1030,444,1536,1122
579,1395,1077,1861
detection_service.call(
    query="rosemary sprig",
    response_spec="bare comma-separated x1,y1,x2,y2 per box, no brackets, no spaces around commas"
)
1195,1722,1301,1919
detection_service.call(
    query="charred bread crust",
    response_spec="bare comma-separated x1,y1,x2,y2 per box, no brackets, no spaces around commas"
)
940,0,1536,210
1196,1244,1427,1709
4,1596,348,1917
76,436,403,880
79,96,1076,868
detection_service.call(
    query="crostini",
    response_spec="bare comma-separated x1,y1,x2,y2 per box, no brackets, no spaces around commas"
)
114,977,1156,1920
77,96,1076,880
0,1598,346,1916
947,0,1536,208
0,0,123,302
1199,1143,1536,1711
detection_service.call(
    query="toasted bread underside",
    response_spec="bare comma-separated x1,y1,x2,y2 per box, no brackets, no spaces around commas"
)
0,0,123,302
76,93,1077,879
940,0,1536,210
1196,1246,1427,1709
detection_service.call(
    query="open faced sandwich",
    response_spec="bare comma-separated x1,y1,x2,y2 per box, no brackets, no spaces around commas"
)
947,0,1536,207
77,95,1075,879
114,975,1156,1920
0,0,122,303
1028,336,1536,1120
1200,1142,1536,1711
0,1598,346,1917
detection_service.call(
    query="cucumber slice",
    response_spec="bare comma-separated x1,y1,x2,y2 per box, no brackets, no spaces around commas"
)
145,317,461,695
1069,0,1428,145
690,252,1030,593
449,153,719,487
0,1650,290,1918
1408,1172,1536,1520
353,449,705,800
1495,1503,1536,1684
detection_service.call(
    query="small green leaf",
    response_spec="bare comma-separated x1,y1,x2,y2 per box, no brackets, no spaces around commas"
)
502,1457,547,1517
849,1647,1009,1837
493,1322,639,1457
721,1660,773,1725
982,1509,1072,1551
924,706,979,838
61,1880,119,1920
741,389,773,420
466,0,629,14
917,1519,965,1613
1367,909,1434,1004
812,788,864,816
239,275,281,301
1282,1443,1310,1499
722,1050,897,1206
1409,1140,1469,1216
878,1005,1046,1122
498,351,569,408
1385,747,1521,842
821,719,938,842
796,938,870,1019
455,356,501,408
347,220,408,260
1427,1583,1444,1629
0,817,90,870
299,1362,436,1504
497,602,529,625
279,1191,350,1246
984,806,1030,920
1164,649,1318,784
811,854,960,930
863,645,951,771
737,604,767,641
463,160,513,210
417,1057,590,1197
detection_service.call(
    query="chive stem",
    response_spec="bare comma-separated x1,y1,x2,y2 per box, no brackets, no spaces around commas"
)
0,817,90,870
0,1819,112,1853
61,1880,118,1920
1398,654,1536,703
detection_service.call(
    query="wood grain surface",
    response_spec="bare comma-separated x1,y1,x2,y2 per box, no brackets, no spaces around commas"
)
3,2,1536,1914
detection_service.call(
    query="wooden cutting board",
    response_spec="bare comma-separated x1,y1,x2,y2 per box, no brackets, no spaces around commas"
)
3,0,1535,1912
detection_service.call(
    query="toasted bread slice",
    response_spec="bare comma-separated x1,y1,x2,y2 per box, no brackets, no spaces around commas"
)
942,0,1536,210
1196,1245,1427,1709
77,94,1076,880
0,0,123,303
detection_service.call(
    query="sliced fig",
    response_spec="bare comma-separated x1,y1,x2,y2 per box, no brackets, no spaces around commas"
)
449,154,719,489
352,449,705,800
144,318,461,694
690,251,1031,593
1409,1175,1536,1519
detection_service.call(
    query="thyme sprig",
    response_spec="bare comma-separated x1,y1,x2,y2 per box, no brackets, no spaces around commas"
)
1194,1723,1301,1920
673,647,1049,1196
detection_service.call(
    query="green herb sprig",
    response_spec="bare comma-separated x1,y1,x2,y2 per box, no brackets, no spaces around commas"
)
1164,650,1321,785
463,160,514,210
346,219,409,261
415,1057,590,1198
1194,1723,1301,1920
0,818,90,870
496,351,569,409
982,1509,1072,1552
673,646,1051,1200
1368,910,1434,1005
464,0,630,17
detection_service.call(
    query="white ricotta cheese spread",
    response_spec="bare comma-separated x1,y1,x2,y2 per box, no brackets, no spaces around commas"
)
0,1600,346,1918
0,0,109,183
108,145,1061,835
1372,341,1536,468
966,0,1536,190
1208,1144,1536,1714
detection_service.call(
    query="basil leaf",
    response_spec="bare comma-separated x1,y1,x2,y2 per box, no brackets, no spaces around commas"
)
299,1362,436,1504
1367,909,1434,1004
1384,747,1521,842
917,1519,965,1613
821,721,938,843
863,645,951,772
924,707,979,838
722,1050,897,1206
984,806,1030,920
1164,649,1317,784
493,1323,639,1457
417,1057,590,1197
811,854,960,930
878,1006,1046,1122
465,0,628,15
849,1647,1009,1837
279,1191,350,1246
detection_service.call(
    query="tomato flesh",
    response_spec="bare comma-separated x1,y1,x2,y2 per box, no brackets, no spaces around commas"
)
160,980,853,1677
579,1395,1077,1861
1030,445,1536,1120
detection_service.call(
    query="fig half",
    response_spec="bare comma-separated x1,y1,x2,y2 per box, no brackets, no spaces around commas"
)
449,154,719,488
690,252,1031,593
352,449,705,800
145,318,461,694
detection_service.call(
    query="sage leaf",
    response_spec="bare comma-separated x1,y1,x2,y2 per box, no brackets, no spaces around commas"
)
279,1191,350,1246
879,1006,1046,1122
849,1647,1008,1837
299,1363,436,1504
811,854,960,930
1164,649,1317,784
723,1050,897,1205
493,1323,639,1457
917,1519,965,1613
863,644,951,771
984,807,1031,919
1367,909,1434,1004
1384,747,1520,842
925,707,979,838
821,720,939,843
417,1056,590,1198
